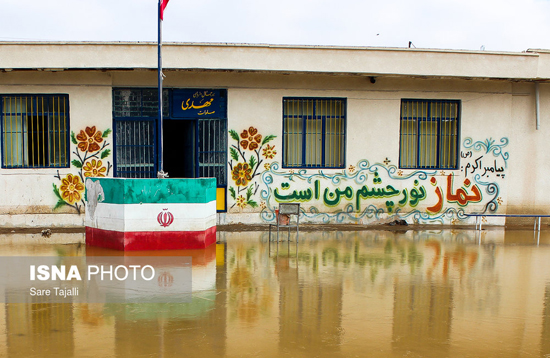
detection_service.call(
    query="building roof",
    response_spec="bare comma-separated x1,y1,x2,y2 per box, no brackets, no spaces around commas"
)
1,41,549,81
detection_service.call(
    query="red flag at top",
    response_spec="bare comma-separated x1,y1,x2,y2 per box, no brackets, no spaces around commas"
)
160,0,169,20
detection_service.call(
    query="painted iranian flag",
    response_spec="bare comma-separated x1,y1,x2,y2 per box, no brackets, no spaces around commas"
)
85,178,217,251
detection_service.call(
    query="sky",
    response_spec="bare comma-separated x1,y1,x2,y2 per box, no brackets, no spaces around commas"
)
1,0,550,52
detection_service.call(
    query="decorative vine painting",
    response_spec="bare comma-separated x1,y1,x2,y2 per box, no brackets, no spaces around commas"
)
52,126,112,214
257,137,508,225
228,126,276,210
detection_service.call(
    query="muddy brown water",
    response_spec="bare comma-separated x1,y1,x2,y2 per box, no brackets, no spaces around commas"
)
0,228,549,357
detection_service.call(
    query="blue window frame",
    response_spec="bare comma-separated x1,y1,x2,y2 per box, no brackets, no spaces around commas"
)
399,99,460,169
283,98,346,168
112,88,165,178
0,94,69,168
198,117,227,186
114,118,157,178
113,88,169,118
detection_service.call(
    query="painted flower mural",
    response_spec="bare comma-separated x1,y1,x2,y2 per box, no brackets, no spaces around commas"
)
228,127,276,210
59,174,85,205
236,195,247,209
76,126,104,152
83,159,107,178
232,163,253,187
240,127,263,151
262,144,277,159
53,126,112,213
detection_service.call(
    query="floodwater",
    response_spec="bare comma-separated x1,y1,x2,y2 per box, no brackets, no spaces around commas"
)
1,229,550,357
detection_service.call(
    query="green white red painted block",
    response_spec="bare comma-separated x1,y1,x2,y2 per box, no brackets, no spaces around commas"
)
85,178,217,250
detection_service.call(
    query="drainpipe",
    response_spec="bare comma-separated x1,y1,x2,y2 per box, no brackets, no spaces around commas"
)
536,82,540,130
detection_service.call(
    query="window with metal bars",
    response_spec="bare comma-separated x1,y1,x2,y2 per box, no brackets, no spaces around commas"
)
112,88,164,178
283,98,346,168
399,99,460,169
198,118,227,186
114,119,157,178
113,88,169,118
1,95,69,168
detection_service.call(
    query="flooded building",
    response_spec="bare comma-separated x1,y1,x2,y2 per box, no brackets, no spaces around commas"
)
0,42,549,227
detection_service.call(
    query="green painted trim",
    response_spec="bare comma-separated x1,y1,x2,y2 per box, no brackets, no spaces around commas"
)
87,178,217,204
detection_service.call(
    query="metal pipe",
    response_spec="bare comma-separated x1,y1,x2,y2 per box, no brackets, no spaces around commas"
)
536,82,540,130
157,0,164,175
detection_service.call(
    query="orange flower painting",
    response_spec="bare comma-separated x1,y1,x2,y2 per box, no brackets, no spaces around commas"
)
77,126,103,152
232,163,253,187
83,159,107,177
262,144,276,159
53,126,111,213
240,127,262,151
60,174,85,205
236,195,247,209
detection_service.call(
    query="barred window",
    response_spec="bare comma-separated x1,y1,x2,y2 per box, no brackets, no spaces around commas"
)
399,99,460,169
114,119,156,178
199,118,227,186
113,88,166,178
113,88,168,118
1,95,69,168
283,98,346,168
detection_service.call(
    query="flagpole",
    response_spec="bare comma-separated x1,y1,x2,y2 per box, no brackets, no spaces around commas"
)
157,0,165,177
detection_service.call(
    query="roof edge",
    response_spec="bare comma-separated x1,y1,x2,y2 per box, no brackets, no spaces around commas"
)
0,41,540,57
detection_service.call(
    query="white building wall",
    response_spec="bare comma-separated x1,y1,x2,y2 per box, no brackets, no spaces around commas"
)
221,76,520,225
0,72,113,227
0,43,549,227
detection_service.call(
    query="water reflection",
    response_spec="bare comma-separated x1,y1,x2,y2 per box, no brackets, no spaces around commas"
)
0,229,550,357
276,250,343,356
6,302,74,357
542,286,550,358
392,283,453,356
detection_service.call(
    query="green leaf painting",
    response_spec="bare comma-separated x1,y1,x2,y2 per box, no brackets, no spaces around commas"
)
71,160,83,169
262,135,276,145
229,129,240,142
52,184,67,211
100,149,111,159
230,147,239,162
248,155,257,171
53,200,67,211
52,184,62,200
